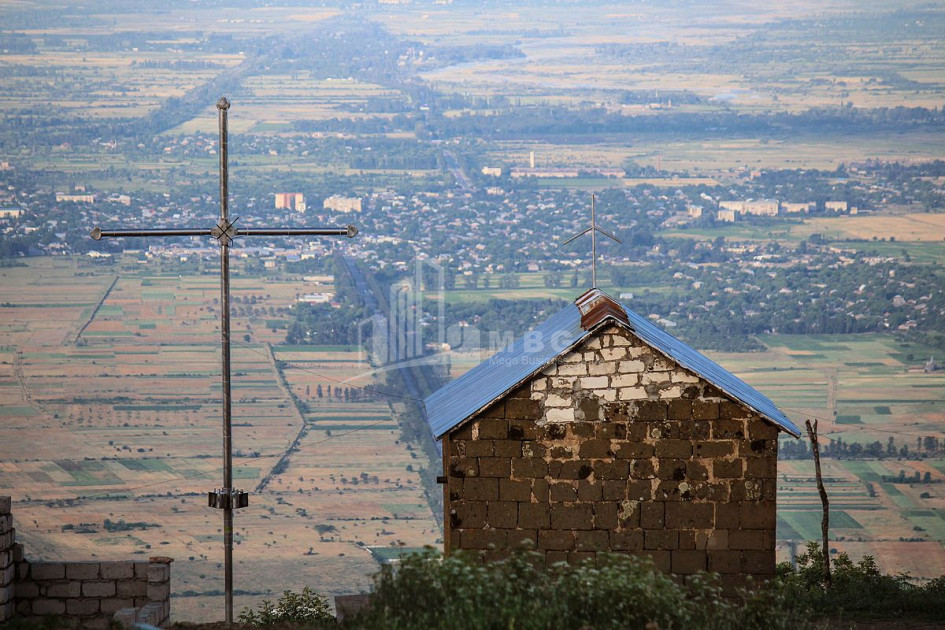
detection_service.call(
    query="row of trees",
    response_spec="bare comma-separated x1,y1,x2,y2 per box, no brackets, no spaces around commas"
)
781,435,945,460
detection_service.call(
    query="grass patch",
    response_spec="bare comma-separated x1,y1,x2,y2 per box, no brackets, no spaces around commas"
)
84,330,134,336
831,511,863,529
0,406,36,416
836,415,862,424
777,516,803,540
117,459,172,472
879,482,903,496
368,546,431,564
233,467,260,479
113,404,201,411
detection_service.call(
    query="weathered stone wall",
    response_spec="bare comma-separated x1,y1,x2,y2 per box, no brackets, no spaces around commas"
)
444,325,779,593
0,496,172,629
1,496,14,623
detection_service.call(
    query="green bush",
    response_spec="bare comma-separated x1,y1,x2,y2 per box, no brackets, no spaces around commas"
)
777,541,945,621
238,586,335,627
233,545,945,629
350,548,809,630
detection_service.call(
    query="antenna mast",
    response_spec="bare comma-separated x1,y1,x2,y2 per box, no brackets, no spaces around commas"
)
561,193,621,288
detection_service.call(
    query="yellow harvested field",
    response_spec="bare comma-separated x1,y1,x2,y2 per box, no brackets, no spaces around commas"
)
801,214,945,242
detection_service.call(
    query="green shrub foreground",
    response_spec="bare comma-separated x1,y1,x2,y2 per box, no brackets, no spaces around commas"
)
351,549,805,630
238,586,335,626
777,541,945,622
236,545,945,629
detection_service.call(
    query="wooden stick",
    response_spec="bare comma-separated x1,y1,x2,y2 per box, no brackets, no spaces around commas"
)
806,418,832,589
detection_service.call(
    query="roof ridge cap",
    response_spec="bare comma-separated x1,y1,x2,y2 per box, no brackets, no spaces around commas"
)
575,288,630,330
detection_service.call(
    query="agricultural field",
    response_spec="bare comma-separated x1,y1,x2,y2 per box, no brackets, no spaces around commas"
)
707,334,945,578
394,1,945,112
485,131,945,176
374,1,945,174
663,213,945,265
0,257,437,622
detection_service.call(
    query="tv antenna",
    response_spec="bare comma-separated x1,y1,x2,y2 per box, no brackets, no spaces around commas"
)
561,193,621,288
91,97,358,624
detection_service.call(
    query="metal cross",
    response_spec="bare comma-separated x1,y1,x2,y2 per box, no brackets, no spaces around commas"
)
90,97,358,625
562,193,621,287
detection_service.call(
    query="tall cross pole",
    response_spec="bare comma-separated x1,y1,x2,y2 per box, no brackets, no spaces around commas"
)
90,97,358,624
561,193,621,288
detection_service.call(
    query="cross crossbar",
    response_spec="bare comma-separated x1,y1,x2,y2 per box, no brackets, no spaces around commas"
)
89,97,357,625
91,226,356,239
561,193,621,288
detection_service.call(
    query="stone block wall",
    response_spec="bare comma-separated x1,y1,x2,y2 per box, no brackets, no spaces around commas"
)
1,496,14,622
443,325,780,594
0,496,172,628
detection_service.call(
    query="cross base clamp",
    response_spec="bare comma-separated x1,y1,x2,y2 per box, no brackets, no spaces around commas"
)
208,488,249,509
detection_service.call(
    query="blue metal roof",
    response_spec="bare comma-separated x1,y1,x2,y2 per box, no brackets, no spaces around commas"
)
424,294,801,439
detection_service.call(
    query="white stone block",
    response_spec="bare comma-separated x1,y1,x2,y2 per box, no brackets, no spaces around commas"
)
545,408,575,423
557,363,587,376
601,347,626,361
551,376,575,388
532,378,547,391
671,371,700,384
594,389,618,402
611,374,639,388
652,357,674,371
660,385,683,399
544,394,571,408
580,376,609,389
618,360,645,373
561,351,583,363
642,371,670,385
618,387,648,400
587,361,616,376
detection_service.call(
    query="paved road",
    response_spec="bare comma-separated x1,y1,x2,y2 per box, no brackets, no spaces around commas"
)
442,149,474,192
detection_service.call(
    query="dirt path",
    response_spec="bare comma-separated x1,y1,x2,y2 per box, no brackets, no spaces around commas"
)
254,342,309,493
72,274,119,345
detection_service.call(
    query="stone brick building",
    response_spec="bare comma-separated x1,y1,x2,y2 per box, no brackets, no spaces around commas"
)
424,289,800,592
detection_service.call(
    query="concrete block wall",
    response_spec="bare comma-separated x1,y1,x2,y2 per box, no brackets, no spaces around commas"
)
443,325,779,594
1,496,14,623
0,496,172,629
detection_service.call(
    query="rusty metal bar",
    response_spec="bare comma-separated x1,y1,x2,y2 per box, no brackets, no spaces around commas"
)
216,96,236,626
